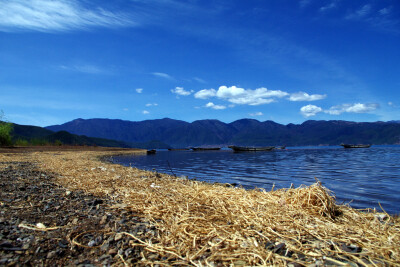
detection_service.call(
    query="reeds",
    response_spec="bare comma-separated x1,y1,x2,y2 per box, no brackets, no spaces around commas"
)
3,150,399,266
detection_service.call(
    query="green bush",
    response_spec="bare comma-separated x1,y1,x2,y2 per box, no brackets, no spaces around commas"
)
0,121,13,146
30,138,49,146
54,140,63,146
14,139,29,146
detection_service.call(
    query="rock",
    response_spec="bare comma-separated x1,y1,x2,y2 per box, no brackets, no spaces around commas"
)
147,253,159,260
233,260,247,266
47,251,57,259
100,215,107,225
114,233,123,241
108,248,118,255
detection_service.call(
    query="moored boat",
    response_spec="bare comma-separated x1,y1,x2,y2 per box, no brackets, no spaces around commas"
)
146,149,157,154
228,145,275,152
340,144,371,148
191,147,221,151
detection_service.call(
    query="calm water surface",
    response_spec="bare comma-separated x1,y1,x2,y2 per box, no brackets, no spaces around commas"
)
113,146,400,214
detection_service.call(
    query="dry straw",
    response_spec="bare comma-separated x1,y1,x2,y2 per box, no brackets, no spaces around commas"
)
2,150,399,266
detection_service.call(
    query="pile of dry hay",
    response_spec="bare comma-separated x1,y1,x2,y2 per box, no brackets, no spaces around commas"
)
4,150,399,266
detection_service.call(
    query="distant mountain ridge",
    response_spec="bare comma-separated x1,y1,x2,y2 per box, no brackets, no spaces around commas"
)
9,122,170,149
46,118,400,147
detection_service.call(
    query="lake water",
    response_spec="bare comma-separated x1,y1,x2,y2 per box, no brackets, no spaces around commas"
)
113,146,400,215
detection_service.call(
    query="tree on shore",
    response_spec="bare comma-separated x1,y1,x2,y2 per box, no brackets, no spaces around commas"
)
0,111,13,146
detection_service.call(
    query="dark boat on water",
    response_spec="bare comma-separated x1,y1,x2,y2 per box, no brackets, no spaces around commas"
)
228,145,275,152
146,149,157,154
191,147,221,151
341,144,371,148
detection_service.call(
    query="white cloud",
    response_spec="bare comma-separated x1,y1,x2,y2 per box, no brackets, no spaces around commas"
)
0,0,134,32
194,89,217,99
123,108,129,111
301,103,379,117
193,77,207,84
205,102,226,110
379,7,391,16
145,103,158,107
289,92,326,101
320,2,336,12
171,87,193,96
325,103,379,115
249,112,263,117
136,88,143,93
195,85,288,106
152,72,174,80
142,110,149,114
346,4,372,20
300,105,323,117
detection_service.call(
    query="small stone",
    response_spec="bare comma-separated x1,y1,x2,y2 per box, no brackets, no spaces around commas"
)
114,233,123,241
36,223,46,229
108,248,118,255
147,253,159,260
100,215,107,225
66,190,72,196
233,260,246,266
47,251,57,259
88,240,97,247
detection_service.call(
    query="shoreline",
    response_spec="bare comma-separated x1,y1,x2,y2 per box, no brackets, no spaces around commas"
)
1,147,399,265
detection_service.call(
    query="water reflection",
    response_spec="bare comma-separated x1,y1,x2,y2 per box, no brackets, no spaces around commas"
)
113,146,400,215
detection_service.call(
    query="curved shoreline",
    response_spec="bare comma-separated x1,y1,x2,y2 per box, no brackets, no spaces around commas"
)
1,147,399,266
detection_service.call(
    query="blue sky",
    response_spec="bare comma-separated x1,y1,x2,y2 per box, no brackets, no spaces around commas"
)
0,0,399,127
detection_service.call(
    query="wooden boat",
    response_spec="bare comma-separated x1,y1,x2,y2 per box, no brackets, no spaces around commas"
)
146,149,157,154
191,147,221,151
228,145,275,152
340,144,371,148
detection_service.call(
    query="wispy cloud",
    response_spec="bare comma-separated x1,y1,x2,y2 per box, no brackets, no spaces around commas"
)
320,2,337,12
300,103,380,117
145,103,158,107
205,102,226,110
249,112,263,117
289,92,326,101
344,4,399,33
59,64,109,74
299,0,311,9
0,0,135,32
345,4,372,20
152,72,175,80
193,77,207,84
142,110,149,114
325,103,379,115
136,88,143,93
171,87,193,96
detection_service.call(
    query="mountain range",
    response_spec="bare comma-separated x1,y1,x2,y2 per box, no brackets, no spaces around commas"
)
8,122,169,148
46,118,400,147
